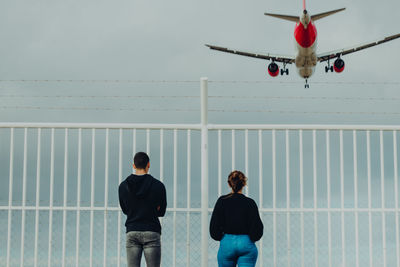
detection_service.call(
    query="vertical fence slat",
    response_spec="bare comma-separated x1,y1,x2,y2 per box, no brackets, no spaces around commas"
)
200,77,208,267
20,128,28,267
34,128,41,267
186,130,191,267
89,129,96,267
6,128,14,267
173,129,178,267
272,129,277,267
313,130,318,267
146,129,150,155
245,129,249,196
159,129,164,229
132,129,136,173
76,128,82,267
62,129,68,267
160,129,163,183
299,130,305,267
367,130,373,267
258,130,263,267
117,129,123,267
218,130,222,196
133,129,136,155
258,129,263,206
353,130,359,267
394,131,400,267
326,130,332,267
380,131,386,267
339,130,345,267
286,130,291,267
104,128,109,267
232,130,235,171
47,128,55,267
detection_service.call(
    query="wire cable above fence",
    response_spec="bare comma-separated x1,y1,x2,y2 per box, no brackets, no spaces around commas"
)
0,79,200,83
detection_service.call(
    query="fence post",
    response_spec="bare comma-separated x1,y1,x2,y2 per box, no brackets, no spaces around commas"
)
201,77,209,267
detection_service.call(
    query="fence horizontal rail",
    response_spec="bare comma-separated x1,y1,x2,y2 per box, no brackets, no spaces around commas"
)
0,206,203,212
208,124,400,130
2,122,400,130
0,122,202,129
1,206,399,213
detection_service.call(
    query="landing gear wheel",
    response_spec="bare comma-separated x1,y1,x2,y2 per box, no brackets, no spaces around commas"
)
326,65,334,73
304,79,310,88
280,63,289,75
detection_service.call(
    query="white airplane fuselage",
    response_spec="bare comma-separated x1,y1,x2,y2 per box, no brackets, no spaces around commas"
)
294,12,318,78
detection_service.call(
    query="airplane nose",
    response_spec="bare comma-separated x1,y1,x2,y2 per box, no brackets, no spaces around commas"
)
303,10,308,14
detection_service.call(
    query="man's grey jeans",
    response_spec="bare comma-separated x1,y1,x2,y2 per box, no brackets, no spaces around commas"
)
126,231,161,267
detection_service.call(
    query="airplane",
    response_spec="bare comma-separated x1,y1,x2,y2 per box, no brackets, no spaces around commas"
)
205,0,400,88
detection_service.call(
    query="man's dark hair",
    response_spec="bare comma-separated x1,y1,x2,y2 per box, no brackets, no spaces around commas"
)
134,152,150,169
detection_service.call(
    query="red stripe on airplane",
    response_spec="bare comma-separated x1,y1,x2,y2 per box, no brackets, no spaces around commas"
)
294,22,317,48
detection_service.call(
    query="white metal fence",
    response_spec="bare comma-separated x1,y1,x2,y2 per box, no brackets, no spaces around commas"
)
1,79,400,267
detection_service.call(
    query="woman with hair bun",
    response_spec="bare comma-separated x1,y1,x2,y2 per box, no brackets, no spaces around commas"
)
210,170,263,267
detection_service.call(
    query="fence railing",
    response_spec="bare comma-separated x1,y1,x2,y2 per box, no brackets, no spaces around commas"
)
1,78,400,267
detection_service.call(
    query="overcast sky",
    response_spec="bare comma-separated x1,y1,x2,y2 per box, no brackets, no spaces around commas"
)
0,0,400,124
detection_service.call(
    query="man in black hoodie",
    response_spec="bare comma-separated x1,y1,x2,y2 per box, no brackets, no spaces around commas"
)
119,152,167,267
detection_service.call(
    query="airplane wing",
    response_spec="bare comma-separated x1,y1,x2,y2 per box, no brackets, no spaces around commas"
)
317,33,400,62
205,44,295,64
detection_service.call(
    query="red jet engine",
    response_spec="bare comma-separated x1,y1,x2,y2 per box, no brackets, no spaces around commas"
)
333,58,345,73
268,62,280,77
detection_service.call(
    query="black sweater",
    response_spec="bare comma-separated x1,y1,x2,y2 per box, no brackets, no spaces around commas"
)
210,193,263,242
118,174,167,234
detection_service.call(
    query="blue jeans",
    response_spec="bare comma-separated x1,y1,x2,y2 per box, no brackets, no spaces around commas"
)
126,231,161,267
217,234,258,267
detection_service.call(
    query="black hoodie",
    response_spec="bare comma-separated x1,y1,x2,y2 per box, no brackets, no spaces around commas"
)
118,174,167,234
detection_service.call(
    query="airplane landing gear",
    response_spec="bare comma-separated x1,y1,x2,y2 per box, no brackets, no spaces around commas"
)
325,59,334,73
325,65,334,73
304,78,310,88
280,63,289,75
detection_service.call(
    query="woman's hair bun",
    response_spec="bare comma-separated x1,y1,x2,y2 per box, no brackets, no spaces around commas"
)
228,170,247,193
